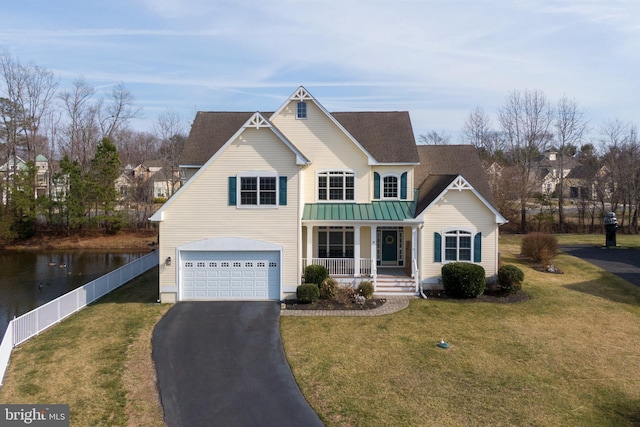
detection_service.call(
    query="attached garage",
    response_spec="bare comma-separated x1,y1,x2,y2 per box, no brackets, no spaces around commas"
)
177,237,282,301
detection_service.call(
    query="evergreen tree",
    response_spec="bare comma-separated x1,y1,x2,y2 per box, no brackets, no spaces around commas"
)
90,138,121,233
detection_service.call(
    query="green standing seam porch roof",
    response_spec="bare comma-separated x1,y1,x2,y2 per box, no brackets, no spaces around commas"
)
302,200,417,221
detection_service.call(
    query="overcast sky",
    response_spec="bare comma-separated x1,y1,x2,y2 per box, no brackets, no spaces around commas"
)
2,0,639,141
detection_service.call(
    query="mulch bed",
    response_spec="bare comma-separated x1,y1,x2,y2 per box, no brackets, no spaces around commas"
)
284,298,387,310
423,289,530,303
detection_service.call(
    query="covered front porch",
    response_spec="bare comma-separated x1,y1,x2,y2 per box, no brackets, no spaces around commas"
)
301,223,421,294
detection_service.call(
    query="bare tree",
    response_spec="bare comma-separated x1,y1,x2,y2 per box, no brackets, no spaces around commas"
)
554,96,589,232
461,107,492,149
58,77,99,170
155,109,186,197
498,89,554,233
98,82,141,140
113,129,158,167
600,120,640,233
418,130,451,145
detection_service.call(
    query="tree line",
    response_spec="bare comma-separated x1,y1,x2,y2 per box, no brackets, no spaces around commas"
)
0,50,186,244
422,89,639,235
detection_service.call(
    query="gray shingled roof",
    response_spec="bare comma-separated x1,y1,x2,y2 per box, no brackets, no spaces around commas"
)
414,145,494,214
180,110,419,166
331,112,419,163
179,112,256,166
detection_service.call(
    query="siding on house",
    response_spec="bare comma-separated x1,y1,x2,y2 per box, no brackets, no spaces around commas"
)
271,100,371,203
157,127,301,301
419,189,499,287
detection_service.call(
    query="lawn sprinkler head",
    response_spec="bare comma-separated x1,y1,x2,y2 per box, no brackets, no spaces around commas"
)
437,339,450,349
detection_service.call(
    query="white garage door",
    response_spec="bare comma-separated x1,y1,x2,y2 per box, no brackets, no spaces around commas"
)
180,251,280,300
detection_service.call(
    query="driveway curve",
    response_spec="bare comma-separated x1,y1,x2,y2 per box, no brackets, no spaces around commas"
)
561,245,640,287
152,301,323,427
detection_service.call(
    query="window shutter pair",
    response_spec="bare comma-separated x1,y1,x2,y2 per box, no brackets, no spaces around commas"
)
433,232,482,262
228,176,287,206
373,172,407,199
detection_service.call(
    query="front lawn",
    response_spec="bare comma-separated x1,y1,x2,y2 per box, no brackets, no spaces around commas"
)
281,234,640,426
2,235,639,426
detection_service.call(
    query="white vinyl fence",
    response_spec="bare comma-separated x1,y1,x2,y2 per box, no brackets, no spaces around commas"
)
0,250,158,386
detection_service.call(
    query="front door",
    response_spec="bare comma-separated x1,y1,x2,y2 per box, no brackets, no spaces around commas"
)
381,230,398,265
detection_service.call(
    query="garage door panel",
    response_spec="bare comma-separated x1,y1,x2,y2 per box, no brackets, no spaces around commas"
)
181,250,280,301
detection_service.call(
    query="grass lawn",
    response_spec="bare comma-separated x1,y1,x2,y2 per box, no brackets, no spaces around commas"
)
282,234,640,426
1,235,640,426
0,268,169,427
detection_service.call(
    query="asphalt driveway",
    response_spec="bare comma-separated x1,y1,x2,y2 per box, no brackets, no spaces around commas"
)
561,245,640,287
152,301,324,427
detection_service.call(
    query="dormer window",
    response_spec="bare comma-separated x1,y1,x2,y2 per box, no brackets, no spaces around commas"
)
296,101,307,119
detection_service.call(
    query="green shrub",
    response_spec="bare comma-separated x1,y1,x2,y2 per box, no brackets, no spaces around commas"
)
441,262,486,299
521,232,558,265
357,281,374,299
304,264,329,286
319,277,339,300
296,283,319,303
497,265,524,294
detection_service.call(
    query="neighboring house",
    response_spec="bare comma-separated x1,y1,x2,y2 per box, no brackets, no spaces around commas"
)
150,87,506,303
565,164,611,201
116,161,178,202
0,154,51,203
535,150,578,195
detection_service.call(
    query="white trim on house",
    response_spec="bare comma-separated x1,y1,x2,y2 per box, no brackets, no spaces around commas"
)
315,169,357,203
416,175,507,225
381,172,401,200
269,86,380,166
150,112,310,222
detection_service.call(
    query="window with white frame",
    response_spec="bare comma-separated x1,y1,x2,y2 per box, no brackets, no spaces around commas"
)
383,175,399,199
318,171,355,201
444,229,472,261
297,101,307,119
240,176,276,206
317,226,354,258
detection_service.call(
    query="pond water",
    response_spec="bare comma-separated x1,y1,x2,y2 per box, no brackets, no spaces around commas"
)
0,250,150,338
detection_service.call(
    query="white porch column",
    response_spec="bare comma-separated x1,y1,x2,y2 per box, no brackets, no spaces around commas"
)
411,226,418,277
370,225,377,287
306,225,313,268
412,225,419,291
354,225,361,277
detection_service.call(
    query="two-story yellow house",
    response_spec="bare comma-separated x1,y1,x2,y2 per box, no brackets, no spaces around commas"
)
150,87,506,303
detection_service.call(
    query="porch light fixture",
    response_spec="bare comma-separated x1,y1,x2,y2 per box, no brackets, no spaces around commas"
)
166,257,172,266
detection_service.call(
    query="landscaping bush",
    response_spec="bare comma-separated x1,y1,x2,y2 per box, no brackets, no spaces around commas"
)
319,277,339,300
357,281,374,299
521,232,558,265
296,283,319,303
441,262,486,298
498,264,525,294
304,264,329,286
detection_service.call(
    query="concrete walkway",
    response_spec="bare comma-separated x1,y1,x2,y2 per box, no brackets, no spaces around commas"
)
280,295,415,317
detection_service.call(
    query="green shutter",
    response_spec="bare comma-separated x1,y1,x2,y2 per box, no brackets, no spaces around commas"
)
279,176,287,206
434,232,442,262
228,176,237,206
474,232,482,262
374,172,380,199
400,172,407,199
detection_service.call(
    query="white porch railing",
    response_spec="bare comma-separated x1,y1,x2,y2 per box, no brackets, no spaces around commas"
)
0,250,158,386
303,258,373,276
